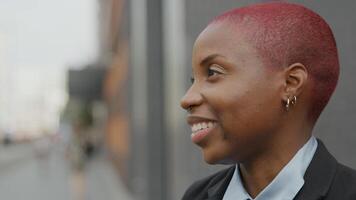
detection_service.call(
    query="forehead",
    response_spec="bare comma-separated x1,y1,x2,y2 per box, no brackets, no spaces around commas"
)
192,21,258,64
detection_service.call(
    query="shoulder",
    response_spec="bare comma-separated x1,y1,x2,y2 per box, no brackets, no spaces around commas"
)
323,162,356,200
330,163,356,197
182,166,235,200
313,139,356,198
336,163,356,183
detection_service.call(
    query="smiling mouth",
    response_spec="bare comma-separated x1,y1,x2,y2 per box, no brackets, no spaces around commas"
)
191,121,215,133
190,121,216,143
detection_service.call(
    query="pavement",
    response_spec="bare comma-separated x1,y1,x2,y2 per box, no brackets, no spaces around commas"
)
0,141,133,200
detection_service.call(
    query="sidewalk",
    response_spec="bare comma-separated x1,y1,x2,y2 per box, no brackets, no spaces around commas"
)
84,151,133,200
0,143,34,173
0,142,133,200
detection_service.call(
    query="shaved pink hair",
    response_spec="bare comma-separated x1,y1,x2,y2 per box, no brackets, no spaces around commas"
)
211,2,339,121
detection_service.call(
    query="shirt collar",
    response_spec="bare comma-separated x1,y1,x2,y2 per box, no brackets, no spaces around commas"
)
223,136,318,200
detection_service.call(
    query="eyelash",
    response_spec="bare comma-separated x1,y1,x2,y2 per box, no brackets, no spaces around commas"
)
190,65,224,84
207,68,220,77
207,64,224,79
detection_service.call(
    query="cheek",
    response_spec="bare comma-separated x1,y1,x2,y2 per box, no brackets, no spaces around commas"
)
209,80,280,138
206,88,254,138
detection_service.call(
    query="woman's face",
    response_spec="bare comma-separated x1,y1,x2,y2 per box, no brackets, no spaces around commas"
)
181,22,285,164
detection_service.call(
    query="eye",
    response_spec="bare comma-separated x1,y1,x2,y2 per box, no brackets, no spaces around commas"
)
207,68,220,77
207,64,225,78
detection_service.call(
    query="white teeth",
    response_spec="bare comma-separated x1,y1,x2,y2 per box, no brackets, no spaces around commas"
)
208,122,213,128
197,123,202,130
191,124,196,132
191,122,215,133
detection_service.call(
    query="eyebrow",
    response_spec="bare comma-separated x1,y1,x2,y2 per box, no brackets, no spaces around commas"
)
200,54,224,66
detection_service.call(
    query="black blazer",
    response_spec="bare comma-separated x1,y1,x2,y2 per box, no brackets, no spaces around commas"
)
182,139,356,200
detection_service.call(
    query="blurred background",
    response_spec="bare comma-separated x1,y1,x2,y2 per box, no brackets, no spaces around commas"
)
0,0,355,200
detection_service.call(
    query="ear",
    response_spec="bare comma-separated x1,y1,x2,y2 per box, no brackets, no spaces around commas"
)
282,63,308,102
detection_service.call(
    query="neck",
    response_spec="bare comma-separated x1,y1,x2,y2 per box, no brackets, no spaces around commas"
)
238,119,313,198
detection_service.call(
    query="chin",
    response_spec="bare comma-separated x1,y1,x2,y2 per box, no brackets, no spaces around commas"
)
203,156,218,165
202,150,235,165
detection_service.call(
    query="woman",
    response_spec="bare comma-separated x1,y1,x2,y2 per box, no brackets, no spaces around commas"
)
180,2,356,200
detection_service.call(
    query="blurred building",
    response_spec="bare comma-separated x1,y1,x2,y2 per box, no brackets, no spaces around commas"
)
0,0,97,140
80,0,356,200
0,65,66,139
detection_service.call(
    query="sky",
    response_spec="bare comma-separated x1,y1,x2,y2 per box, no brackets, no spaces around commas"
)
0,0,99,135
0,0,98,68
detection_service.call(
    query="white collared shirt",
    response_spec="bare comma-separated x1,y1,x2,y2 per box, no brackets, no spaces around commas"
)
223,136,318,200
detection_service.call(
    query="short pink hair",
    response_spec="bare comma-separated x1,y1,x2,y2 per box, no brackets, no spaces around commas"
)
211,2,340,121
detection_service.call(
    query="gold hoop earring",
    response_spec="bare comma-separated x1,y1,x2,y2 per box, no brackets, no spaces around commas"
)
285,95,297,111
291,95,297,105
286,98,290,111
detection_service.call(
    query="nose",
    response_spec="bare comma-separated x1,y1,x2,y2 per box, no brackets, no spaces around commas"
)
180,85,203,112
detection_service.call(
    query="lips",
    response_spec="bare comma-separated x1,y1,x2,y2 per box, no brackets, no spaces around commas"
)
190,121,216,143
187,116,217,144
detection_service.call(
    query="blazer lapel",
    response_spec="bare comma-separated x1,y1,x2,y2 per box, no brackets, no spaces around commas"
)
206,166,235,200
294,139,338,200
203,139,337,200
